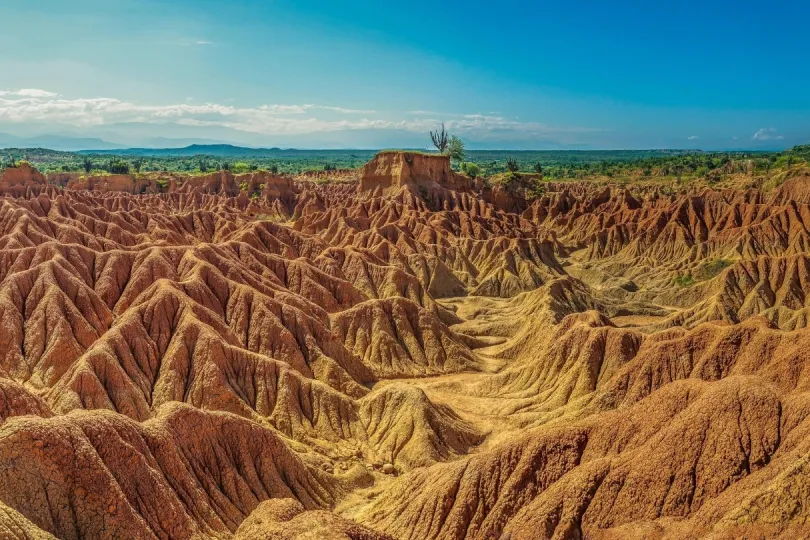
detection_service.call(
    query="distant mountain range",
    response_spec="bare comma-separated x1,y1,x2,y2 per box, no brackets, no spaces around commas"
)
0,133,126,152
83,144,300,157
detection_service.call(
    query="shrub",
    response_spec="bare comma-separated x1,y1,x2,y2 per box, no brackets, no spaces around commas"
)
448,135,465,163
528,178,547,198
506,157,519,173
462,162,480,178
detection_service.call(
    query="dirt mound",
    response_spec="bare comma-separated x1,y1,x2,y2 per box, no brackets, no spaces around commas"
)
360,384,483,469
0,162,47,188
235,499,393,539
332,297,482,378
0,404,336,539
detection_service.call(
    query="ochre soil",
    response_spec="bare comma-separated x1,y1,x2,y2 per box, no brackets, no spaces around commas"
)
2,153,810,539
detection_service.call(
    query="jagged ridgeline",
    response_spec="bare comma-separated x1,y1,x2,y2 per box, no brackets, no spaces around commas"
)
1,151,810,539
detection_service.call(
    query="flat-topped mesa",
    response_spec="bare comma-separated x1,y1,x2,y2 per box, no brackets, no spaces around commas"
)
360,151,472,194
0,162,47,188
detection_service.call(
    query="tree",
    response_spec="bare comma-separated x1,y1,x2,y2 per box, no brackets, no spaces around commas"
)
533,162,543,175
108,158,130,175
199,159,209,173
269,164,279,175
506,157,520,173
448,135,465,163
132,158,144,174
430,124,449,153
82,157,93,174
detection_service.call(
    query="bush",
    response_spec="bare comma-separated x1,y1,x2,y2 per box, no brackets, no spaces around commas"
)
462,162,480,178
506,157,519,173
448,135,465,163
528,178,547,198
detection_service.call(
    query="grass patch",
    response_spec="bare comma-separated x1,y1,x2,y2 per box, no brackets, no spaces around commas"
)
673,274,695,287
376,149,441,157
674,258,733,287
694,258,733,281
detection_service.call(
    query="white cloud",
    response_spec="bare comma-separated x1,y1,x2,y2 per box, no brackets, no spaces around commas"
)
196,41,213,45
319,106,376,114
687,135,699,140
752,128,784,141
0,88,58,98
409,110,454,116
0,94,599,140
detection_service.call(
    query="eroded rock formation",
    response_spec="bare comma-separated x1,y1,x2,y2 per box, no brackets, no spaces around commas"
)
0,157,809,539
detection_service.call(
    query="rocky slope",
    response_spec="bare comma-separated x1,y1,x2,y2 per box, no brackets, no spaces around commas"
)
0,154,809,539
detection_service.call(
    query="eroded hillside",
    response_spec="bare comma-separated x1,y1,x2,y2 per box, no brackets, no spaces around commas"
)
1,152,810,539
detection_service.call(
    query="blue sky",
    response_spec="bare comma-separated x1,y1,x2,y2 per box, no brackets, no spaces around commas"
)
0,0,808,149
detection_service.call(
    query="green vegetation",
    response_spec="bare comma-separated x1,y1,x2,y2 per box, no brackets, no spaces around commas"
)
673,258,733,288
1,145,808,184
108,157,130,175
461,162,480,178
694,258,733,281
673,274,695,288
448,135,465,164
528,176,548,198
